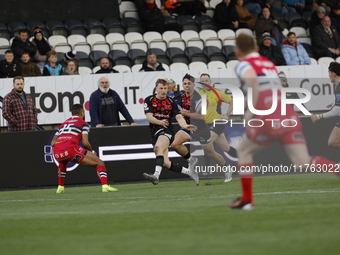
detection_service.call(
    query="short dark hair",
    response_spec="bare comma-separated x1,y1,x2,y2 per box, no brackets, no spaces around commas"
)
13,76,24,83
5,50,13,55
155,78,167,87
328,62,340,76
71,104,84,115
18,29,29,35
182,73,195,83
21,52,30,57
287,32,296,37
236,34,256,54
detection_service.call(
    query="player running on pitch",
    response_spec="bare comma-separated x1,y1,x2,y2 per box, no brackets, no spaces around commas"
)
51,104,118,193
228,34,339,210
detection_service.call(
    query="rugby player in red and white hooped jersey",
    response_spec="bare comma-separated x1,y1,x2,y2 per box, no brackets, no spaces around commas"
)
228,33,339,210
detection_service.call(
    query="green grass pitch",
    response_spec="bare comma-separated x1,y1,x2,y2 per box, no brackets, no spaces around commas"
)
1,175,340,255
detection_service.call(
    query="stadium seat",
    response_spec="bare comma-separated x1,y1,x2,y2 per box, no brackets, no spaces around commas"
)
177,15,199,32
203,46,226,62
143,31,166,51
106,33,125,45
147,48,170,65
207,61,226,69
166,47,189,64
0,23,11,40
189,61,208,70
83,18,106,36
226,60,239,69
92,66,101,73
102,18,125,34
125,32,148,51
310,57,318,65
181,30,199,44
89,50,108,66
282,28,289,37
290,27,308,37
26,21,49,38
113,65,132,73
199,29,222,48
162,63,170,71
131,64,142,73
285,12,308,28
236,28,253,37
184,46,208,63
119,1,137,18
46,20,68,37
209,0,220,9
7,21,26,37
87,34,110,53
48,35,68,48
297,37,312,46
0,38,10,55
217,29,236,41
170,62,189,71
121,18,144,34
223,39,236,46
65,19,87,36
108,49,131,67
76,51,94,69
67,34,88,49
112,41,130,53
164,16,178,25
222,45,237,61
0,54,5,61
78,66,93,75
194,15,217,31
336,56,340,63
302,11,313,22
318,57,334,65
54,44,72,53
127,48,146,64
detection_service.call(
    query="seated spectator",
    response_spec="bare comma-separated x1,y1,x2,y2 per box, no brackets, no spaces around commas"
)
62,60,79,75
244,0,263,15
95,57,118,74
235,0,256,30
283,0,306,14
43,50,63,76
266,0,297,16
214,0,248,31
20,52,42,77
281,32,311,65
255,7,285,45
312,15,340,58
318,1,332,13
168,0,206,17
330,5,340,35
309,6,326,37
0,50,22,78
31,27,53,69
64,50,77,62
259,32,287,65
11,29,37,60
139,53,165,72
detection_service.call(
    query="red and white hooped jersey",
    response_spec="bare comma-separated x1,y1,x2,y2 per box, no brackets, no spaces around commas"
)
55,116,90,145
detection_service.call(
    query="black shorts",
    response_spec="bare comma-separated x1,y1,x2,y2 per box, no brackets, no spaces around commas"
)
181,125,212,145
208,123,227,136
151,128,175,146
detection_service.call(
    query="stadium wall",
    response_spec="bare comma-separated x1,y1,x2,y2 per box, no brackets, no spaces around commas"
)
0,117,338,189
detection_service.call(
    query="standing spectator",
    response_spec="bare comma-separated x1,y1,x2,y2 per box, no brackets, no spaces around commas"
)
309,6,326,38
2,76,38,132
89,77,138,127
255,7,285,46
62,60,79,75
139,53,165,71
266,0,297,16
282,32,311,65
330,5,340,34
235,0,257,30
43,50,63,76
0,50,22,78
214,0,247,31
259,33,287,65
11,29,37,60
95,57,118,74
312,15,340,58
19,52,42,77
31,27,53,69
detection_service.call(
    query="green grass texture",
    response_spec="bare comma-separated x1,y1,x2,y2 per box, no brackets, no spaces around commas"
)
1,175,340,255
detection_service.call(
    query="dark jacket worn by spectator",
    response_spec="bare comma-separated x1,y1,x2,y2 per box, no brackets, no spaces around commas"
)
255,11,285,45
138,1,165,33
0,59,22,78
312,23,340,58
20,61,42,77
259,42,287,66
95,68,119,74
309,7,326,37
214,1,239,30
11,36,37,60
139,59,165,72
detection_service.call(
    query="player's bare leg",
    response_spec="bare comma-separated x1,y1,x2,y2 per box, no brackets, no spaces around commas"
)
328,126,340,149
228,134,264,210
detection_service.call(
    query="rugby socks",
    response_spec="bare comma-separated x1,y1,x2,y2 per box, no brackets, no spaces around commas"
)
310,156,339,176
169,162,190,175
58,164,67,186
96,165,108,185
228,146,238,158
154,156,164,178
183,152,191,161
238,163,254,202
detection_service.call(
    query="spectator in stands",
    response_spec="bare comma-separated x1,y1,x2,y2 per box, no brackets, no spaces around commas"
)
139,53,165,71
214,0,248,31
31,27,53,69
235,0,256,30
318,1,333,13
266,0,297,16
0,50,22,78
62,60,79,75
312,15,340,58
244,0,263,15
11,29,37,60
282,31,311,65
89,77,137,127
330,5,340,34
167,0,206,17
259,32,287,65
255,7,285,45
278,71,301,99
20,52,42,77
309,6,326,37
283,0,306,14
95,57,118,74
43,50,63,76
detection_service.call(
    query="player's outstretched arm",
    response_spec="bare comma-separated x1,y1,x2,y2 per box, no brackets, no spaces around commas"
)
145,112,169,127
176,114,197,131
51,134,58,147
